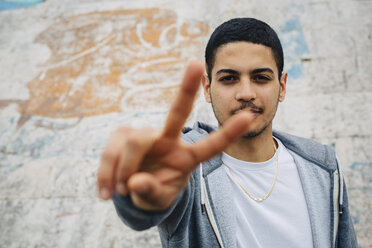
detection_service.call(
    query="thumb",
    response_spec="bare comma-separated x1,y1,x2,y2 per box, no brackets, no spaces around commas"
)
187,112,253,165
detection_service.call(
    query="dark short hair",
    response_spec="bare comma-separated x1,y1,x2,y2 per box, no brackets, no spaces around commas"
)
205,18,284,82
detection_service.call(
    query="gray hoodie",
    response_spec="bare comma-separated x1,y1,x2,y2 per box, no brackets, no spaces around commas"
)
113,122,357,248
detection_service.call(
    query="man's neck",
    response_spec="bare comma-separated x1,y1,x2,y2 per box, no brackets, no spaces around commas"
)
223,127,276,162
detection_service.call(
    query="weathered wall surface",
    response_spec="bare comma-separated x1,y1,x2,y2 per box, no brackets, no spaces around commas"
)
0,0,371,247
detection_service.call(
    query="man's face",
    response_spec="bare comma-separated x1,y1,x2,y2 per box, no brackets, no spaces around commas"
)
202,41,287,137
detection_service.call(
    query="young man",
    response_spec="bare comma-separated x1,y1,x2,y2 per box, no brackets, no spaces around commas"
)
97,18,357,247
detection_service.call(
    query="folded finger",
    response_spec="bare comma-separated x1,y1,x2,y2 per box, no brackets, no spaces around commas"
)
97,127,129,200
115,128,158,195
127,172,180,211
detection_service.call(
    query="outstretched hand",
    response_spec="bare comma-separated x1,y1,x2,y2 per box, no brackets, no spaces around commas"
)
97,61,253,211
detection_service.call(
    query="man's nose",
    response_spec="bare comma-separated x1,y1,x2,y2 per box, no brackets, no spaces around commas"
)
235,78,256,102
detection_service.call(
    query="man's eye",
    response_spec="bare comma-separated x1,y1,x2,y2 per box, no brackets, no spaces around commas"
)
219,76,237,82
253,75,270,82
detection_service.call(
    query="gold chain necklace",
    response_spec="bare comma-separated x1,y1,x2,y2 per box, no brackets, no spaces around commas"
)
223,140,278,203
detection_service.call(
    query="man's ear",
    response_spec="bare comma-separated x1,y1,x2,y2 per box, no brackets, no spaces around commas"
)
201,73,211,103
279,72,287,102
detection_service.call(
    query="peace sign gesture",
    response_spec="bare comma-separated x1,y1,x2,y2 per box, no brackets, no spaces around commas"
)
97,61,253,211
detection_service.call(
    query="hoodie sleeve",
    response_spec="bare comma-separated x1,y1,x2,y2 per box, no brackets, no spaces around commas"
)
112,177,194,231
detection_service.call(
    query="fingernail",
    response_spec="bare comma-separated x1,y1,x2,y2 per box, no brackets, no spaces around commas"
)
100,187,111,200
116,182,127,195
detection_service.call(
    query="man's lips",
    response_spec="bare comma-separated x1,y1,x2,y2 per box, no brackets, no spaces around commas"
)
230,102,264,115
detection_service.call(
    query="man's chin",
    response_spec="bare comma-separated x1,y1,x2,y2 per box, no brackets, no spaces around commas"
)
242,124,269,139
243,131,261,139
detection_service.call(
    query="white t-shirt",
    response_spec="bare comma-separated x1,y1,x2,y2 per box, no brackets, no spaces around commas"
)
221,138,313,248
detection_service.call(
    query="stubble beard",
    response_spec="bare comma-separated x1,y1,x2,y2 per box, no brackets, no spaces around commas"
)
210,97,280,140
242,120,271,138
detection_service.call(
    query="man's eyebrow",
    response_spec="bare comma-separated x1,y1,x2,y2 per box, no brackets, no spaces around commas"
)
216,69,240,75
251,68,275,74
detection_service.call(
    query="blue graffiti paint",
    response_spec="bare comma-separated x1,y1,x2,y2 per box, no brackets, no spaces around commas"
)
0,163,23,176
280,17,309,80
293,34,309,55
349,202,372,226
351,162,372,180
350,213,359,225
287,64,303,79
348,162,372,226
281,17,302,32
0,0,43,10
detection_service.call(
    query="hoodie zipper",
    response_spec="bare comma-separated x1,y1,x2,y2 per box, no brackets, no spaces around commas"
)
333,170,340,248
333,157,344,247
200,164,225,248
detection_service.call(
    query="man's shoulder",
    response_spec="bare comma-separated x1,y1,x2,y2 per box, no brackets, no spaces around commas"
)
182,121,217,143
273,130,337,171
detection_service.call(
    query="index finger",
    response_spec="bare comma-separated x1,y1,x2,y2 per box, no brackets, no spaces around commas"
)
162,60,204,139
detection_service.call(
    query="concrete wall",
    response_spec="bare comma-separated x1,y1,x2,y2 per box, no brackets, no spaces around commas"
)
0,0,371,247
